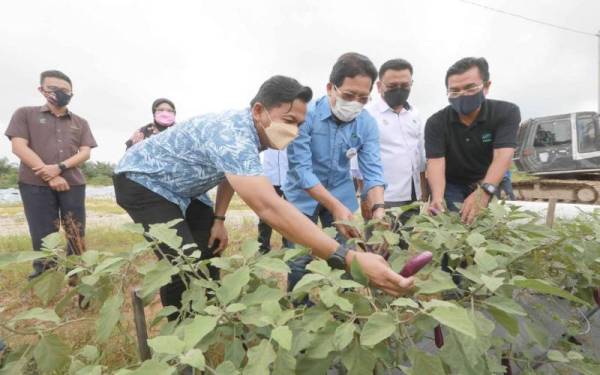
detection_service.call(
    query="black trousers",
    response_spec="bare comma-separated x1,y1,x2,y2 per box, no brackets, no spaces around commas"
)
19,183,86,276
257,185,284,253
113,174,218,320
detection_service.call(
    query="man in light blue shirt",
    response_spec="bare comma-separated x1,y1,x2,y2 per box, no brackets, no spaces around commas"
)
284,53,387,290
258,148,288,252
113,75,413,317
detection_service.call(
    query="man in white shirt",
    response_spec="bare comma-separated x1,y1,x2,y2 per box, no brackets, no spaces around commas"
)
258,148,288,252
365,59,427,223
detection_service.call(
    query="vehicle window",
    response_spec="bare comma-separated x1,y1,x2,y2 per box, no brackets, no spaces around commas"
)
576,116,600,154
533,120,571,147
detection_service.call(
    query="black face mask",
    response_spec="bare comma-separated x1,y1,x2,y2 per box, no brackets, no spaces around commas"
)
448,90,485,115
383,87,410,109
50,90,72,107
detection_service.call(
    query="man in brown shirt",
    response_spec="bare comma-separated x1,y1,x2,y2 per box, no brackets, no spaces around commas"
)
5,70,97,279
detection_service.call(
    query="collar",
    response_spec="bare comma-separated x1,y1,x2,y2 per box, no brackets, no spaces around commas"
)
40,104,71,118
243,108,262,151
317,96,335,122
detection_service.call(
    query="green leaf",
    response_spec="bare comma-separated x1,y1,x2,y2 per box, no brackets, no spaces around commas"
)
350,257,368,286
216,361,239,375
240,285,285,306
224,339,246,369
255,257,290,274
391,297,419,309
360,312,396,347
147,221,183,250
216,266,250,305
184,315,218,349
483,296,527,316
487,307,519,336
480,274,504,292
147,335,186,355
180,349,205,369
473,249,498,272
411,349,447,375
225,303,247,313
11,307,60,324
271,326,293,351
341,340,376,375
428,306,477,338
566,351,584,361
139,259,179,299
241,240,260,259
75,365,102,375
466,232,486,247
301,307,333,332
319,287,353,312
334,322,355,351
291,273,325,294
305,259,332,276
523,320,549,348
547,350,569,363
96,293,123,343
272,348,296,375
33,270,65,305
0,251,47,269
33,334,71,374
41,232,62,250
129,359,175,375
243,339,276,375
513,278,589,305
415,270,456,294
282,246,309,262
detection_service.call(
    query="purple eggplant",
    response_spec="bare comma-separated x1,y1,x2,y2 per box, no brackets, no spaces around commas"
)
593,287,600,308
434,325,444,348
400,251,433,277
501,357,512,375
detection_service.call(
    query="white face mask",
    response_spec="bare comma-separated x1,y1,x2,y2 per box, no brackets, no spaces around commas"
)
263,110,299,150
330,86,365,122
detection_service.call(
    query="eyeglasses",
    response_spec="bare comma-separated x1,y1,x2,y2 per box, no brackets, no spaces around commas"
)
446,83,484,99
42,86,72,95
382,80,413,91
334,86,370,104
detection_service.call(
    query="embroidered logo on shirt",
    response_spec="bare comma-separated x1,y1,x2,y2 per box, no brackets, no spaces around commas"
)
481,132,493,143
39,116,47,124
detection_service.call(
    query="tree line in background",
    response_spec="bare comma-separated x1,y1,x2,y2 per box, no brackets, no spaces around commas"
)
0,158,115,188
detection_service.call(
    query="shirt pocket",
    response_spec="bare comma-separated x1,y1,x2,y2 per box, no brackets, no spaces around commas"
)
67,123,82,153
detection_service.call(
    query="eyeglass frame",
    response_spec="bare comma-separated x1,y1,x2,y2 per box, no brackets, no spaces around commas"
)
446,82,487,99
333,85,371,104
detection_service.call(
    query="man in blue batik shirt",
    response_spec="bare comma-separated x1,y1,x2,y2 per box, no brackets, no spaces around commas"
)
113,75,413,320
284,53,387,290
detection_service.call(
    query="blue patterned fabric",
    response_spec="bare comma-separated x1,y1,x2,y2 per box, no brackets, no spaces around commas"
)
115,108,263,214
284,96,386,215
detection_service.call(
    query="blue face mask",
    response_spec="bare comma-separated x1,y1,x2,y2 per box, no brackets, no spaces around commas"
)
449,90,485,115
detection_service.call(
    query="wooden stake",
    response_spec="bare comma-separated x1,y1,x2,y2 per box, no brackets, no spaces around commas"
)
131,288,152,361
546,198,557,228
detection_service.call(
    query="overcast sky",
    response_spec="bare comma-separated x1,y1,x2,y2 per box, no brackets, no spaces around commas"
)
1,0,598,164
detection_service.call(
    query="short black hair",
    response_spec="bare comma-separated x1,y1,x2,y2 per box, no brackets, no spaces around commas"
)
40,70,72,87
250,75,313,109
445,57,489,87
329,52,377,89
378,58,413,79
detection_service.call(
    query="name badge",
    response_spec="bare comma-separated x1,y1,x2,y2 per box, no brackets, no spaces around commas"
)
346,147,357,159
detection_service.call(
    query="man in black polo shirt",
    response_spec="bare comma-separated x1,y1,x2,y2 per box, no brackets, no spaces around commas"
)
425,57,520,224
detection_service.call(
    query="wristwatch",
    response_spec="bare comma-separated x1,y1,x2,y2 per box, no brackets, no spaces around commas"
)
326,244,349,270
480,182,497,196
58,162,68,172
371,203,385,214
